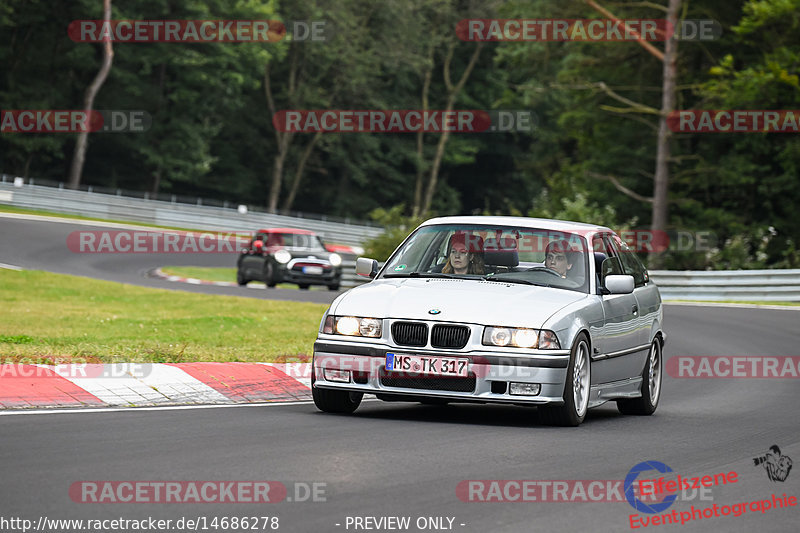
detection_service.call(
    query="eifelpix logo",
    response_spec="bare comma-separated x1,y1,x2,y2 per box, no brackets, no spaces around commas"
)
753,445,793,482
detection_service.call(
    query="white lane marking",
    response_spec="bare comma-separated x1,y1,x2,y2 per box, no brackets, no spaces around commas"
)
665,302,800,311
0,262,23,270
0,397,381,416
44,364,233,406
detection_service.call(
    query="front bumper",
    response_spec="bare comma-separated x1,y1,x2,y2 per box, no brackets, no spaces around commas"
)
275,266,341,285
312,340,570,405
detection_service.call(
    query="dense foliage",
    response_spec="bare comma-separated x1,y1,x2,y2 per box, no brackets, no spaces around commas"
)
1,0,798,268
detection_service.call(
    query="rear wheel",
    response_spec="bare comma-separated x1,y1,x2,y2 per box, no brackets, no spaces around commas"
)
311,368,363,414
298,284,310,290
617,338,662,416
539,333,591,427
328,284,340,291
236,269,248,286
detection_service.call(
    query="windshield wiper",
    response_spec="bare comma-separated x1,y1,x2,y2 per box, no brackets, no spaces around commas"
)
482,276,550,287
383,272,458,279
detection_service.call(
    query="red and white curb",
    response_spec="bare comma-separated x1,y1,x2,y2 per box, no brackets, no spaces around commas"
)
0,362,311,409
149,267,248,288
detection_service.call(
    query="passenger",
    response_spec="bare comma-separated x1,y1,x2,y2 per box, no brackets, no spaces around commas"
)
544,239,576,278
442,232,485,275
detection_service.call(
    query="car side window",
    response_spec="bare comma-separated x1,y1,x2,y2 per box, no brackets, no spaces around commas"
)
611,236,647,287
598,234,625,285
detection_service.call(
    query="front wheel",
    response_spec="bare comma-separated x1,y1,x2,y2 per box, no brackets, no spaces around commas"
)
618,338,662,416
311,368,363,413
263,262,277,288
539,333,591,427
298,284,310,290
236,269,248,286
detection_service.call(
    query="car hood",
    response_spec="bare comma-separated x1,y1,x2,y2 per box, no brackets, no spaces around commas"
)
333,278,588,328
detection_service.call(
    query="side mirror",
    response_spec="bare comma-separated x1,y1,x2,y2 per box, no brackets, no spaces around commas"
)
253,240,264,253
604,274,634,295
355,257,379,279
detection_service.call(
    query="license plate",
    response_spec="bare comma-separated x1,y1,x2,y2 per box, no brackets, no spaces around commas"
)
386,353,469,377
302,266,324,275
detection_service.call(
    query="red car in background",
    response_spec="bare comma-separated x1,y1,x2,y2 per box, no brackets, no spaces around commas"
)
236,228,343,290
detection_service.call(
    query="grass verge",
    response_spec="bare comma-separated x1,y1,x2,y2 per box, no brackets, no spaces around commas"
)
159,266,329,290
0,269,327,363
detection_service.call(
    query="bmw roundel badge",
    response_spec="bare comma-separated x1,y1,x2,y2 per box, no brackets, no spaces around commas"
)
428,308,441,315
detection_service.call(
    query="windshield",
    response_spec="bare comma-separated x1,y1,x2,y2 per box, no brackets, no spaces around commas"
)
380,224,591,293
261,232,327,251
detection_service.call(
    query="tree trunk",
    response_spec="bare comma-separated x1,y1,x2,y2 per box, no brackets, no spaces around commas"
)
282,130,322,211
649,0,680,267
264,44,297,212
67,0,114,189
412,45,435,218
419,41,482,216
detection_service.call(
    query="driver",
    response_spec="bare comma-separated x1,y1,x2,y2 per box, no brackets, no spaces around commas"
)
544,239,576,278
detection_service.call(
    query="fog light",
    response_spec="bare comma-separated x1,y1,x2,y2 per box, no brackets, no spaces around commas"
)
509,382,541,396
324,369,351,383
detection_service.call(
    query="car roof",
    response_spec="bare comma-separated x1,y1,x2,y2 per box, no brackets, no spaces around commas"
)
419,215,613,234
255,228,317,235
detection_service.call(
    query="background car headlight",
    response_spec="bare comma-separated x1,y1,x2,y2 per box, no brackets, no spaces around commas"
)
274,249,291,264
327,316,382,338
482,327,561,349
329,253,342,267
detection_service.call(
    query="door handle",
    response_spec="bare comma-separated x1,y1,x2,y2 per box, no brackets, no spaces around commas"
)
632,305,639,315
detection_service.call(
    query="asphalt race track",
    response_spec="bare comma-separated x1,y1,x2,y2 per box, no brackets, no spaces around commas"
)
0,214,340,304
1,215,799,532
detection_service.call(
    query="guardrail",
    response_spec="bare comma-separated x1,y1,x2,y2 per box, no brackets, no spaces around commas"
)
0,178,383,247
342,263,800,301
648,269,800,302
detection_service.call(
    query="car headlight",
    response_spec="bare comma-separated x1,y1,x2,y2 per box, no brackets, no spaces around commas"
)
482,327,561,350
329,253,342,267
274,249,291,264
323,316,382,338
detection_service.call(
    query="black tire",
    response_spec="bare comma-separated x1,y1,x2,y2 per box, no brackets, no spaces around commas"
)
263,262,276,288
236,269,248,286
298,284,310,290
539,333,591,427
618,338,662,416
328,284,340,291
311,368,363,414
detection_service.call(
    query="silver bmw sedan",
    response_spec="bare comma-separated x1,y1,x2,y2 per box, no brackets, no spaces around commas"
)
312,216,665,426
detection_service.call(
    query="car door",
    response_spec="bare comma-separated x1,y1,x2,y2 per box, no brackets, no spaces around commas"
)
591,234,645,384
241,232,266,278
613,234,660,348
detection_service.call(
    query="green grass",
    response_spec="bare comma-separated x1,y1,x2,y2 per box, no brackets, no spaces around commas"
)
160,266,329,290
0,269,327,363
